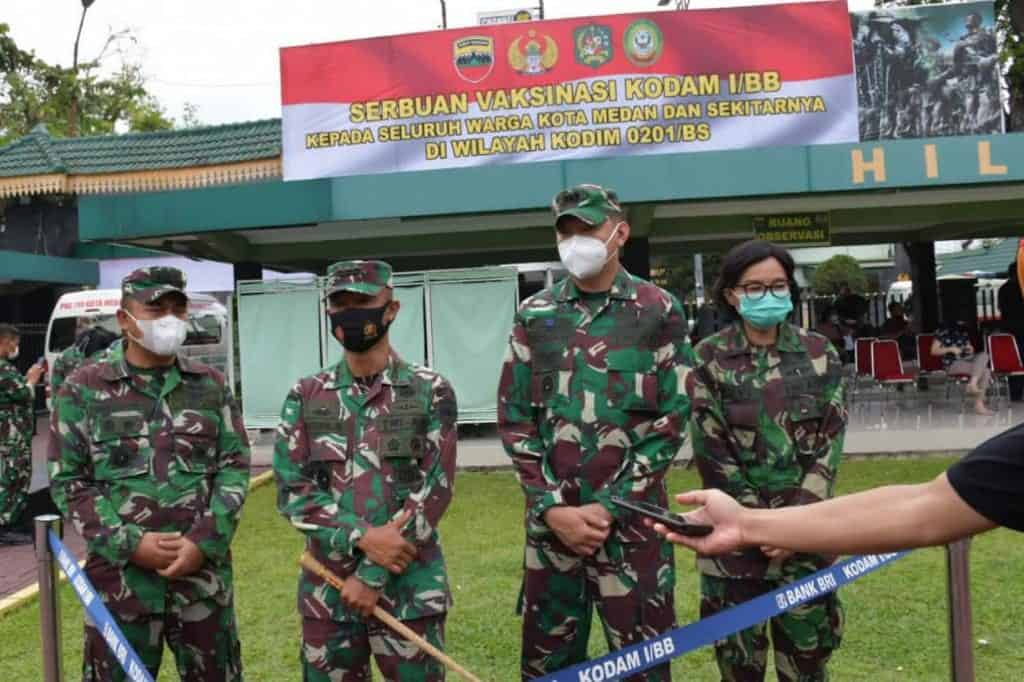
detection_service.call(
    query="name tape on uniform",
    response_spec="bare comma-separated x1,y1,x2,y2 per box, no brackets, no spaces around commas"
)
49,531,155,682
537,551,908,682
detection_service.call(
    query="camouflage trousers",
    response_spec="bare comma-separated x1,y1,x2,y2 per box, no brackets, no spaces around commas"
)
301,614,446,681
700,575,844,682
83,596,243,682
0,440,31,526
519,535,676,681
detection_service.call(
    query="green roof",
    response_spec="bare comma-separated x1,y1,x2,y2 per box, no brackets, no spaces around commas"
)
937,238,1021,278
0,119,281,178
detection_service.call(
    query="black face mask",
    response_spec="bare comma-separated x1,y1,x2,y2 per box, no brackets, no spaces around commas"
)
329,305,392,353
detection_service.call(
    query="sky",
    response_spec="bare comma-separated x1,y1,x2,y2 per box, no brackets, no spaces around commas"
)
6,0,873,127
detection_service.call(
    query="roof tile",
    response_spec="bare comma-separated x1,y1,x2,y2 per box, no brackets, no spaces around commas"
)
0,118,281,177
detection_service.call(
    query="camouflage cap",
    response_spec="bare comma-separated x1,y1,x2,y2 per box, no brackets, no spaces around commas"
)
551,183,623,228
324,260,393,298
121,266,188,303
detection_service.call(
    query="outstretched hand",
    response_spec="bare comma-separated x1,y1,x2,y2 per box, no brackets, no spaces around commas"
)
645,489,746,556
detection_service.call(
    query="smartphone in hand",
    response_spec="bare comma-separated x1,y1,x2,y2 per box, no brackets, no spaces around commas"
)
610,497,713,536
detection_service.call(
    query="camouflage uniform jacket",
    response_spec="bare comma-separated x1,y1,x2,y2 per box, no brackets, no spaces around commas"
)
51,339,125,396
688,321,846,580
0,358,33,444
497,268,695,542
274,352,458,623
48,343,251,616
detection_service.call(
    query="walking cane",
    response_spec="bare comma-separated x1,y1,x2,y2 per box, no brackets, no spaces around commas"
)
299,552,484,682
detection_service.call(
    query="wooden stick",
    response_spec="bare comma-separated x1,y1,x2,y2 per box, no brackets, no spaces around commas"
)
299,552,484,682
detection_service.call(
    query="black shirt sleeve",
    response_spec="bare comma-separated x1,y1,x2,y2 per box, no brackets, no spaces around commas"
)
947,423,1024,532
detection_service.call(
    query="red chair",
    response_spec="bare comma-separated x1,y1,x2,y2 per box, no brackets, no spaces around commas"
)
871,340,917,395
850,337,876,403
987,333,1024,407
855,337,875,378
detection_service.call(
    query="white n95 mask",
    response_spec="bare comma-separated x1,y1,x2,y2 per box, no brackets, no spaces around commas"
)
557,222,621,280
126,312,188,357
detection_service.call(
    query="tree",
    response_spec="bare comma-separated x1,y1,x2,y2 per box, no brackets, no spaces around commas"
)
0,21,172,146
875,0,1024,131
653,252,724,305
812,255,870,295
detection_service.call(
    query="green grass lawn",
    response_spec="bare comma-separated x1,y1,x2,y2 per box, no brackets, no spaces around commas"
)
3,457,1023,680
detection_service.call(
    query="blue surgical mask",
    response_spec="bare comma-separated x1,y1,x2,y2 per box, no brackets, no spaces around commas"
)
738,293,793,329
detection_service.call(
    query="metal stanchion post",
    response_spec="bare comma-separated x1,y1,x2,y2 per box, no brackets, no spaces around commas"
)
946,538,975,682
36,514,64,682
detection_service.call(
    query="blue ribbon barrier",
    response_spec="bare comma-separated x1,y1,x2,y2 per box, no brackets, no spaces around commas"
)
537,551,908,682
48,530,155,682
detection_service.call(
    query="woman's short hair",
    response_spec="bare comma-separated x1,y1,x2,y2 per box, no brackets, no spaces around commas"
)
712,240,799,320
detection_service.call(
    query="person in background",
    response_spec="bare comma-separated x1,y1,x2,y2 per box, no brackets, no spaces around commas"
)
0,324,44,545
688,240,846,682
931,320,993,416
813,306,846,363
997,262,1024,401
879,301,915,361
49,325,121,396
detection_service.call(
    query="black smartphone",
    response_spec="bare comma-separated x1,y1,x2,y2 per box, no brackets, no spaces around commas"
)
610,497,713,537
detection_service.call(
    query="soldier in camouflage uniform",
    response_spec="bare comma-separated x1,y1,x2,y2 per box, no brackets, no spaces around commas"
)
50,325,121,396
497,184,695,681
687,241,846,682
0,324,44,544
274,260,458,682
49,267,250,682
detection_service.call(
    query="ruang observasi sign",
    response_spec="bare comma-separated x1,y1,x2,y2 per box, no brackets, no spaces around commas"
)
279,1,858,181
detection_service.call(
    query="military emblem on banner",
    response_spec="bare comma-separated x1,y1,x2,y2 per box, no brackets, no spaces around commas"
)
574,24,612,69
624,19,663,67
508,29,558,75
453,36,495,83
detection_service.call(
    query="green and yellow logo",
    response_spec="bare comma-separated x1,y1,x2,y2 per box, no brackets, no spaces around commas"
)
624,19,663,67
574,24,613,69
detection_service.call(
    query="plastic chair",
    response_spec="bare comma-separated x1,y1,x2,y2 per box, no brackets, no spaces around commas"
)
850,337,876,404
987,333,1024,409
871,338,916,387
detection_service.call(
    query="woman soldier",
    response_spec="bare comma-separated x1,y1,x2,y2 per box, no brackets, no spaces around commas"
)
687,240,847,682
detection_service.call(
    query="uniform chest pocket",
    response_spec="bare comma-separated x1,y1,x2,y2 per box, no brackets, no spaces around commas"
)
89,412,149,480
786,398,825,456
302,399,349,487
172,417,220,473
606,354,659,413
303,398,341,435
377,412,429,461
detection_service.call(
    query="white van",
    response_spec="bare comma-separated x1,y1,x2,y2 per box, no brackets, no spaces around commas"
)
45,289,232,404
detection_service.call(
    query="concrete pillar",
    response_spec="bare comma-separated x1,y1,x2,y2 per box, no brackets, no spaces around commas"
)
233,262,263,283
906,241,939,332
621,237,651,281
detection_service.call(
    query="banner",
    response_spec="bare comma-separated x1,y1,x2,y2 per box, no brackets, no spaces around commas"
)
538,551,908,682
49,531,155,682
280,1,858,180
852,1,1003,140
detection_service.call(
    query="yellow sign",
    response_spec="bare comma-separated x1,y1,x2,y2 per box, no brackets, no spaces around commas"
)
752,212,831,246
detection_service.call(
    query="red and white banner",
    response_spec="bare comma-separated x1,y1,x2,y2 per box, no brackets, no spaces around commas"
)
280,1,857,181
